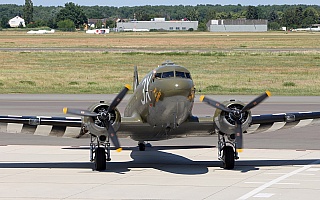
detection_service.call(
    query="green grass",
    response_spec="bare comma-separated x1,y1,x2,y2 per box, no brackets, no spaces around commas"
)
0,51,319,95
283,82,296,87
0,31,319,95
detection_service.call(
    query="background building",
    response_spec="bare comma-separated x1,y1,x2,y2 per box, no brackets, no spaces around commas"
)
9,16,26,27
117,18,198,32
207,19,267,32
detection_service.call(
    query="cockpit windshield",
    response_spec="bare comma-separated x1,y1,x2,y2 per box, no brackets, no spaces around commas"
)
162,71,174,78
154,71,192,79
175,71,186,78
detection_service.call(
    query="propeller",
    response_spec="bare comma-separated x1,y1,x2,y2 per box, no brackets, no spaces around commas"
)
63,84,131,152
200,91,271,152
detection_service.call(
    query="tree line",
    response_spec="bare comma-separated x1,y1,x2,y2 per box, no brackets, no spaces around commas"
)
0,1,319,31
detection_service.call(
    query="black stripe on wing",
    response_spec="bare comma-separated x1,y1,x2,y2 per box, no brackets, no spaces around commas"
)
0,115,82,127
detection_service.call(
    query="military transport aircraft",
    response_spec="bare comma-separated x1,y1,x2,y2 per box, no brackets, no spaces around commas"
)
1,60,320,171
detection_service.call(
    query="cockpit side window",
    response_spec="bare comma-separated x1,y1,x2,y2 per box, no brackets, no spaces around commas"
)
185,72,191,79
162,71,174,78
154,73,162,79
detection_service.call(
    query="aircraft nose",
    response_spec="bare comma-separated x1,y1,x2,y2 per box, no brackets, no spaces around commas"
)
151,78,194,98
173,79,193,90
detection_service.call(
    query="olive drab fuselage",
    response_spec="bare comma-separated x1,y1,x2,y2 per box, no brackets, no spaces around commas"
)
124,62,195,132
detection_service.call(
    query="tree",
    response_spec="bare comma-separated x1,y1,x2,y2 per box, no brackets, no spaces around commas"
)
205,9,217,21
246,6,259,19
197,22,207,31
302,7,319,27
105,19,115,28
0,17,10,28
56,2,87,29
57,19,75,31
96,20,103,28
282,6,304,29
268,10,279,22
23,0,33,25
268,22,281,30
187,8,199,21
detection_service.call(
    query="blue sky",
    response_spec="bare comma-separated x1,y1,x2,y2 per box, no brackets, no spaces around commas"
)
0,0,319,7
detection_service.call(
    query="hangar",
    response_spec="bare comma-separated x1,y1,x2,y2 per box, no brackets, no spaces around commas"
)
207,19,268,32
117,18,198,32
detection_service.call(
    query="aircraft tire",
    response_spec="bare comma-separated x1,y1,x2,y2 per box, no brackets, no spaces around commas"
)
223,146,235,169
94,147,106,171
138,143,146,151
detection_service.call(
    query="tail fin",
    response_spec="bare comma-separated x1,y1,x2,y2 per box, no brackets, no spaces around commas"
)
133,66,139,91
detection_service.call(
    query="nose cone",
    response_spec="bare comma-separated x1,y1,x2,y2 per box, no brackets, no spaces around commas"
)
173,79,194,90
151,78,194,97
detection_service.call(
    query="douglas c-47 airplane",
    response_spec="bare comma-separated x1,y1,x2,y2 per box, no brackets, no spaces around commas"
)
1,60,320,171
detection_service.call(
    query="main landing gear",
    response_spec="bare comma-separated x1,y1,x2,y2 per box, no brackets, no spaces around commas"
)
90,134,111,171
218,132,239,169
138,142,146,151
138,141,152,151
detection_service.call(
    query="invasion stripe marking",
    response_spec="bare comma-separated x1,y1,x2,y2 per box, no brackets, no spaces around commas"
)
7,123,23,133
295,119,313,128
266,122,286,132
34,125,52,136
64,127,82,138
254,123,274,133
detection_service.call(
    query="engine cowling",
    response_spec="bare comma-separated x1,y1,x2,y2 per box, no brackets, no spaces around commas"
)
83,102,121,136
213,100,252,135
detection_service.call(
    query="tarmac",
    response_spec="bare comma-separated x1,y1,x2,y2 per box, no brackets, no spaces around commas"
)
0,143,319,199
0,94,320,199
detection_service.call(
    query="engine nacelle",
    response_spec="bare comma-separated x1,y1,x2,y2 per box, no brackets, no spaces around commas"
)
213,100,252,135
83,102,121,137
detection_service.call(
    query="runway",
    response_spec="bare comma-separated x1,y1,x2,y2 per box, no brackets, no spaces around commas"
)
0,94,320,199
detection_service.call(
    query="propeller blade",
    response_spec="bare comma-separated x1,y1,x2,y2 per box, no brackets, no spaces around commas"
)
235,119,243,152
63,107,98,117
106,121,122,152
241,91,271,112
107,84,131,112
199,95,232,112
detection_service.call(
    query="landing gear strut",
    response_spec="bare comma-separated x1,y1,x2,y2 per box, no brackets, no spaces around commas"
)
138,141,146,151
90,134,111,171
217,132,238,169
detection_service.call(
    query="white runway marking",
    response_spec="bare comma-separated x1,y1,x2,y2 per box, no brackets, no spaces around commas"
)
253,193,274,198
237,159,320,200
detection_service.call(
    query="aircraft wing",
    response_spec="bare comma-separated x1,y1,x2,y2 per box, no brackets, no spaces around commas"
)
0,114,147,139
248,111,320,133
0,115,83,138
2,111,320,139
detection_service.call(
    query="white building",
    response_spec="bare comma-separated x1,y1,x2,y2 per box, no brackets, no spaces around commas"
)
207,19,267,32
117,18,198,32
9,16,26,28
